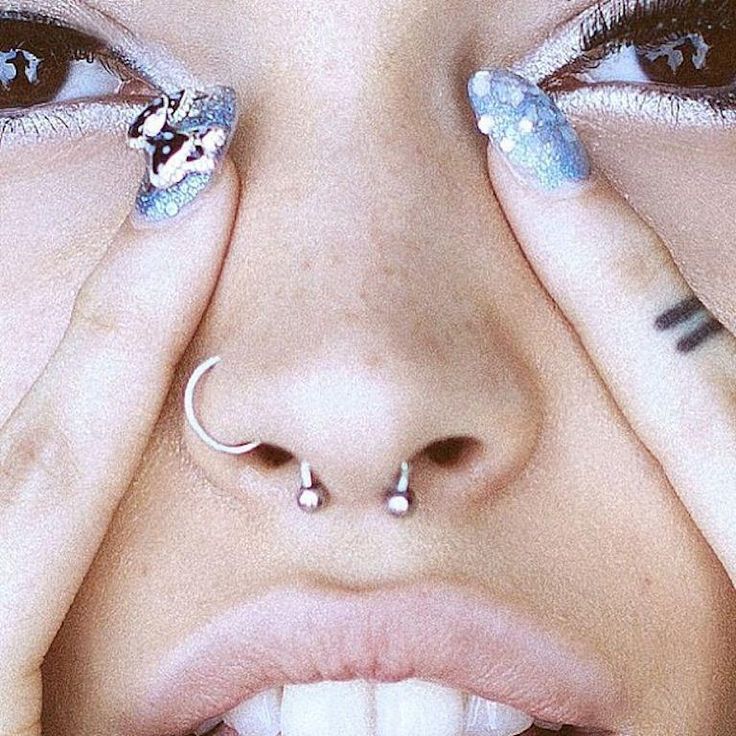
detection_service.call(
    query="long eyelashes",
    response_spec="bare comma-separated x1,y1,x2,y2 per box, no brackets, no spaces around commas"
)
655,296,725,353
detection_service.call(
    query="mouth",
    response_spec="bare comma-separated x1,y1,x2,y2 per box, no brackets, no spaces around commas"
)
126,583,630,736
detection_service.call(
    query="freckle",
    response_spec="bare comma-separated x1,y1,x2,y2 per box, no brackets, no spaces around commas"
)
301,259,313,271
365,351,382,368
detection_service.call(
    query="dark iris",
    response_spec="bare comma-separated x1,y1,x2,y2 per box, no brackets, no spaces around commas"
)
635,27,736,88
0,18,105,110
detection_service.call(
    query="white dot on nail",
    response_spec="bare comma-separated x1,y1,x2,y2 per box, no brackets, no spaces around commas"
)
165,202,179,217
518,118,534,133
500,137,516,153
477,115,493,135
471,73,491,97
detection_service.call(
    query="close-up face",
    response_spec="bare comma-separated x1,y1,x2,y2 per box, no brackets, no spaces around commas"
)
1,1,735,735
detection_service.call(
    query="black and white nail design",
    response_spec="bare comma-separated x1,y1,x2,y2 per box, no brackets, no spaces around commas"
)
127,86,236,224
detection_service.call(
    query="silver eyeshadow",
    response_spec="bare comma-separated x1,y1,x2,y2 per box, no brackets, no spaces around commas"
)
0,0,202,149
0,0,197,91
512,0,736,130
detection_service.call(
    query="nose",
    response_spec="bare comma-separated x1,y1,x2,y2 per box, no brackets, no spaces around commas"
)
181,52,542,520
183,340,540,517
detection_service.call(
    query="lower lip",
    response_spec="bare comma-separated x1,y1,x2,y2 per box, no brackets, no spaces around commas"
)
126,583,629,736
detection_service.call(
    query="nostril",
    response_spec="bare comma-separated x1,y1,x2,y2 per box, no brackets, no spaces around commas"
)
424,437,481,468
251,444,294,469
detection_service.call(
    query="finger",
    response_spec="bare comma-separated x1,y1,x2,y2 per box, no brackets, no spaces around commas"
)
468,69,736,582
0,161,239,720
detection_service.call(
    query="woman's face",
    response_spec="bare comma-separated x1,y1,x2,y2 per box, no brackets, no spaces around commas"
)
1,0,734,734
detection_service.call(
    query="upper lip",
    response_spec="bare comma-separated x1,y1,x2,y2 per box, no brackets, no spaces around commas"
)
124,582,630,736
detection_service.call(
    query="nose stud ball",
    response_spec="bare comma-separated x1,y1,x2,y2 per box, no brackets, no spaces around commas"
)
385,461,414,518
297,461,329,513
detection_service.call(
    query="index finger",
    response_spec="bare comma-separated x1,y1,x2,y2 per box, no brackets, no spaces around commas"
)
0,162,239,704
468,68,736,582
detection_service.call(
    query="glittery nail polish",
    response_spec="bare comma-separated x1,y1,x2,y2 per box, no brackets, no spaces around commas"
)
128,85,237,225
467,69,590,191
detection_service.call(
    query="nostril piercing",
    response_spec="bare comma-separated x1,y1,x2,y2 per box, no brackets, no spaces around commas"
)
184,356,261,455
385,461,414,518
296,461,329,513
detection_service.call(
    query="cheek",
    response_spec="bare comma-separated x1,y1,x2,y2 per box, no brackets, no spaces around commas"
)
0,137,141,420
577,118,736,329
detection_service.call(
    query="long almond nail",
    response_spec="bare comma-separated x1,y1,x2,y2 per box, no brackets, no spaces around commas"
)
467,69,590,191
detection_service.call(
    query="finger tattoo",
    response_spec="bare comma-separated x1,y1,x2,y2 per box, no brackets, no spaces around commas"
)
655,296,725,354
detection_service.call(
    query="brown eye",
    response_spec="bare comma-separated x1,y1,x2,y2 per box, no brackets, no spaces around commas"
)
0,18,131,111
635,28,736,88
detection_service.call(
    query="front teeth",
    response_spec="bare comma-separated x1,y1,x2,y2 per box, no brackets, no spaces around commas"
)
281,680,373,736
224,687,281,736
198,679,558,736
464,695,533,735
375,680,465,736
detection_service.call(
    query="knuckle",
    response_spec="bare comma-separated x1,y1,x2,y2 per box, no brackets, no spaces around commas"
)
0,424,79,509
72,284,130,341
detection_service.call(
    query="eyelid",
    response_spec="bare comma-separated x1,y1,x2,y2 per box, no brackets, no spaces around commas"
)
509,0,630,83
0,0,199,93
0,0,217,149
510,0,736,131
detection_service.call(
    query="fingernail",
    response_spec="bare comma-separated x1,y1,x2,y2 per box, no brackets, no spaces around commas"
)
467,69,590,192
127,86,237,226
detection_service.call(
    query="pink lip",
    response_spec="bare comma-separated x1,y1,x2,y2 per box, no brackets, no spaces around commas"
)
127,583,629,736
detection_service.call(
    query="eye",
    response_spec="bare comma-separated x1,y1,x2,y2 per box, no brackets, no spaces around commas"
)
0,15,149,113
537,0,736,122
581,26,735,90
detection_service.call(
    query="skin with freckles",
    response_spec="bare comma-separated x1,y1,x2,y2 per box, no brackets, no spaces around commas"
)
0,0,734,735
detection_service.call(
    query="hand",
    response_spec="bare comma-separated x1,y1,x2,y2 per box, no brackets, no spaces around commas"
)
469,69,736,586
0,164,239,736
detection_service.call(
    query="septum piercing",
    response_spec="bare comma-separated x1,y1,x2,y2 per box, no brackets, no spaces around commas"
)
385,461,414,517
185,357,413,516
297,460,329,513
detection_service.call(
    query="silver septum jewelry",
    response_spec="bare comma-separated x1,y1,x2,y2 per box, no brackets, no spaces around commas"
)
185,356,413,516
385,460,414,517
297,460,329,513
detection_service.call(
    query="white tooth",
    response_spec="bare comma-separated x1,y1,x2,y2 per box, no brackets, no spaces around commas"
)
194,717,222,736
224,688,282,736
463,695,534,736
375,679,464,736
280,680,372,736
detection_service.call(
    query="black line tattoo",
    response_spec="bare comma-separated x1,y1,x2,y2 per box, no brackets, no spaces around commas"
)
655,296,725,354
677,319,725,354
655,296,703,330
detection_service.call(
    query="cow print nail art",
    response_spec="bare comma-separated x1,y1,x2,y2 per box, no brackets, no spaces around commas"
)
127,86,236,224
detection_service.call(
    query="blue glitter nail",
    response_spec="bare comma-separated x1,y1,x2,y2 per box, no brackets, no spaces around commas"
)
467,69,590,191
128,86,237,225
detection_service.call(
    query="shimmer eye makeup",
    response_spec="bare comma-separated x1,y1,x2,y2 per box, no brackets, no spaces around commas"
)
0,0,198,148
516,0,736,127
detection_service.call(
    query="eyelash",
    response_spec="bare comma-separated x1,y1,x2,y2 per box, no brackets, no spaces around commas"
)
0,3,198,148
580,0,735,50
565,0,736,117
